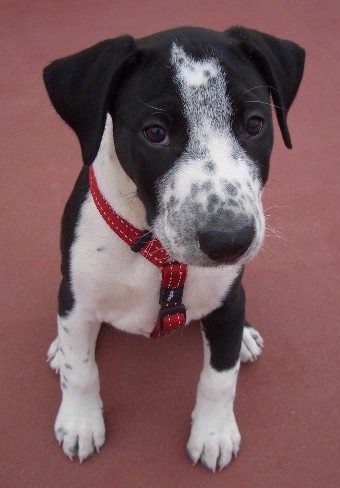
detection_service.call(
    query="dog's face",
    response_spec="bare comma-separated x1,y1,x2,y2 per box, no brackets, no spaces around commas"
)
44,27,304,267
112,37,274,266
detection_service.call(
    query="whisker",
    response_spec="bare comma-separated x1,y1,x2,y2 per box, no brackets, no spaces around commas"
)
265,223,288,246
122,191,137,203
259,243,281,260
240,85,280,97
264,205,288,212
245,100,286,111
135,94,165,112
264,217,294,231
120,189,138,216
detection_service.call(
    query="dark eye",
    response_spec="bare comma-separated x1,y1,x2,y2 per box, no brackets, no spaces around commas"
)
246,116,264,136
143,125,169,145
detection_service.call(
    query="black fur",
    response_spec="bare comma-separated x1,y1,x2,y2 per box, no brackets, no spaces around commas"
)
58,166,89,316
202,273,245,371
228,27,305,149
43,36,136,164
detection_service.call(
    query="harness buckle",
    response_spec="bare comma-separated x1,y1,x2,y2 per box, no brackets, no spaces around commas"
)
130,230,153,253
159,286,184,305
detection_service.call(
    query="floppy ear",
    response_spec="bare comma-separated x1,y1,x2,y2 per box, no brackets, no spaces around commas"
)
43,36,136,164
228,27,305,148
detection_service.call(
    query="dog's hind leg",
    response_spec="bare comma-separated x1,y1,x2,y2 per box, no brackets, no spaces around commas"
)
51,310,105,462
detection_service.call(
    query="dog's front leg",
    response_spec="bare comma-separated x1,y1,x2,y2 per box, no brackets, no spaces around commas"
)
187,278,245,472
48,311,105,462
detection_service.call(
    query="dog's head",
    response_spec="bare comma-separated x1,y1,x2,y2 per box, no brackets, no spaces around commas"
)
44,26,304,267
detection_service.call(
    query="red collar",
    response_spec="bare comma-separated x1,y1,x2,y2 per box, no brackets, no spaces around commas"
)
89,165,187,338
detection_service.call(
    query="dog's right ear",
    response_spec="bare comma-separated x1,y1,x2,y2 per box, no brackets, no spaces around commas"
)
227,27,305,149
43,36,136,165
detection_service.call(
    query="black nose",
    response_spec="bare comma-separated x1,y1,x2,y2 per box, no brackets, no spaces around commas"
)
198,220,255,263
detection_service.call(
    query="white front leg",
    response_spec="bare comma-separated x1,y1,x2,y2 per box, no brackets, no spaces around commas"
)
48,310,105,462
187,329,241,472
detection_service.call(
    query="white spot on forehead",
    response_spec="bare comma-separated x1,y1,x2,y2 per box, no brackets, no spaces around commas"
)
171,44,218,87
168,43,261,182
170,43,232,138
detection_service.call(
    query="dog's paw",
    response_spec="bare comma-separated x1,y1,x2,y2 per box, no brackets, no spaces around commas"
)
47,337,62,373
55,396,105,462
240,325,264,363
187,412,241,472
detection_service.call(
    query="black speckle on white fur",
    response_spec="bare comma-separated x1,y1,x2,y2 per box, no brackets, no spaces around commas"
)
226,183,238,197
204,161,216,173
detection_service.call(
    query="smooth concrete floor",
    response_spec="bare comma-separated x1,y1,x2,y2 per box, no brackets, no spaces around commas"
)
1,1,339,487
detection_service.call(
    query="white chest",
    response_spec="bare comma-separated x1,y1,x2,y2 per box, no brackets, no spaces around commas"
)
70,196,240,336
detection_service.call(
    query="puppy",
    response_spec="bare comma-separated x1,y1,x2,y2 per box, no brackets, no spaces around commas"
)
44,26,304,472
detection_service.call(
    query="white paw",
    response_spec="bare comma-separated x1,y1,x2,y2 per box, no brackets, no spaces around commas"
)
47,337,62,373
240,325,264,363
187,412,241,472
55,396,105,462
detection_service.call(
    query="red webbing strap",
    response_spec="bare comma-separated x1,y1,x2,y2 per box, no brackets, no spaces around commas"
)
89,166,169,267
88,165,187,339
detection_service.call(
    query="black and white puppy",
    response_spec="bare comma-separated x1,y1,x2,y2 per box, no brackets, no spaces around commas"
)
44,26,304,472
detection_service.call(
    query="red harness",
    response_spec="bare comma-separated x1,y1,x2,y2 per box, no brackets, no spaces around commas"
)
89,165,187,339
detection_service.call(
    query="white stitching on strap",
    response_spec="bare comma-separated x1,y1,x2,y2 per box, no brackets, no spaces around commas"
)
92,191,138,244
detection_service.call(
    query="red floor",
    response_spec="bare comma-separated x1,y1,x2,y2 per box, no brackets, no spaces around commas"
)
1,1,339,487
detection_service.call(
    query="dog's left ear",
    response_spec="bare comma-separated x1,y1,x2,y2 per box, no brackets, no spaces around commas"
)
227,27,305,148
43,36,136,164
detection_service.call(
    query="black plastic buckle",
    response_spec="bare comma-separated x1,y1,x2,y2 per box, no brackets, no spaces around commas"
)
130,230,153,253
159,286,184,305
